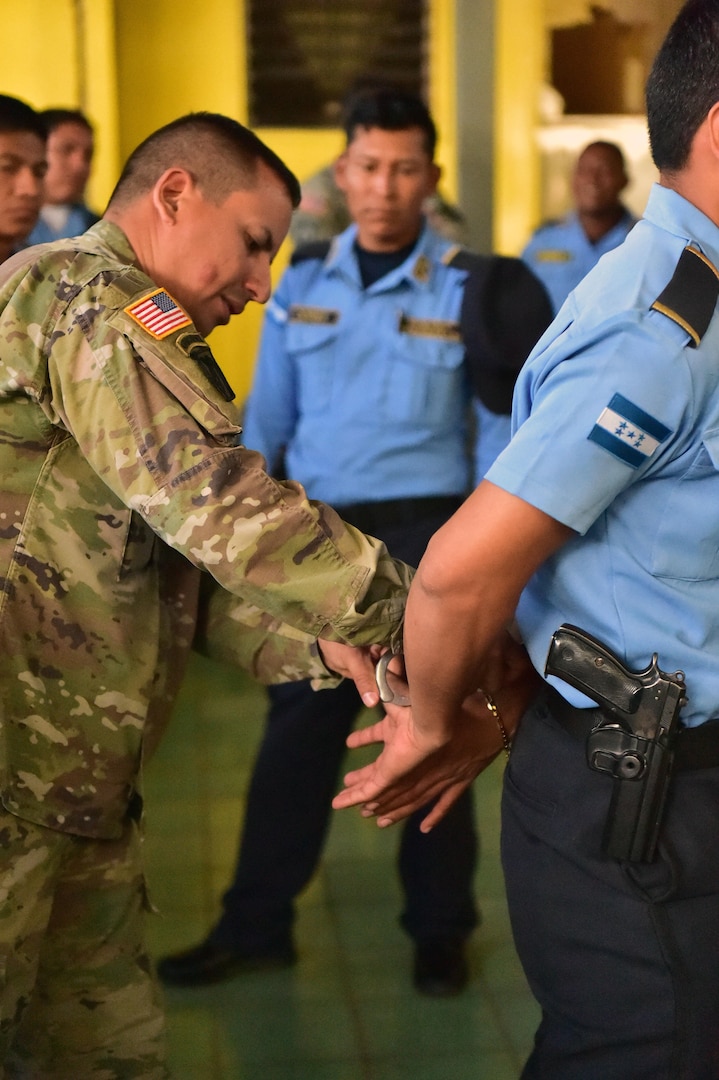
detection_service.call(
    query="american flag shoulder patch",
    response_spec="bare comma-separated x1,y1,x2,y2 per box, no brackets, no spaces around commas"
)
588,392,671,468
125,289,193,339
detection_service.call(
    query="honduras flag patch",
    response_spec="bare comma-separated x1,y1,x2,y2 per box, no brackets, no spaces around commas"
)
589,393,671,468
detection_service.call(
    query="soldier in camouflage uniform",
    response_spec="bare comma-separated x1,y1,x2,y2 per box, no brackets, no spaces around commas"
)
0,112,412,1078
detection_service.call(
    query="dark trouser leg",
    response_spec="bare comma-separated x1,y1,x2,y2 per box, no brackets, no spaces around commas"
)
398,788,479,941
213,502,479,952
212,677,360,951
351,507,480,945
501,694,719,1080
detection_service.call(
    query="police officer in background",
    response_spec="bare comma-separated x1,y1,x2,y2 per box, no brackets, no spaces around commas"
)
0,112,416,1077
25,108,99,245
521,140,637,313
335,2,719,1075
0,94,46,263
289,78,467,250
158,88,550,996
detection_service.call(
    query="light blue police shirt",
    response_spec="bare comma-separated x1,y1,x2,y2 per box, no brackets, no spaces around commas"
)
488,184,719,726
242,223,476,506
26,203,98,246
473,398,512,481
521,207,637,314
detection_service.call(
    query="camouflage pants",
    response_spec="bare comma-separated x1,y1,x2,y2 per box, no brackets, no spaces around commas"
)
0,807,169,1079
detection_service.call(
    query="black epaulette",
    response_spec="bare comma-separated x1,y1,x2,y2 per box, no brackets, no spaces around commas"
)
651,246,719,346
290,240,332,266
445,249,554,413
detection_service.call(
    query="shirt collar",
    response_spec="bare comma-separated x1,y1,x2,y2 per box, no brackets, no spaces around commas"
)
323,219,447,292
643,182,719,271
80,219,139,265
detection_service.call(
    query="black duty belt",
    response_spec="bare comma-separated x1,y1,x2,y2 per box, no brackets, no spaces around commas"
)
546,685,719,771
336,495,464,535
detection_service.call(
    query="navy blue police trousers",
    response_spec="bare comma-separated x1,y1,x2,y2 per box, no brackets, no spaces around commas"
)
212,498,479,952
502,692,719,1079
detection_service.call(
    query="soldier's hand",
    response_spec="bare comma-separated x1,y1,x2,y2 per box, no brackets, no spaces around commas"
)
316,639,384,706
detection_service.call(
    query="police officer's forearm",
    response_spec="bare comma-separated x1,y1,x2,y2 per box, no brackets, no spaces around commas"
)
402,482,571,738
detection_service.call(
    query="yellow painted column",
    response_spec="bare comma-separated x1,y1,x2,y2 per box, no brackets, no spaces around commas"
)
1,0,78,105
428,0,459,203
79,0,121,213
0,0,120,216
493,0,546,254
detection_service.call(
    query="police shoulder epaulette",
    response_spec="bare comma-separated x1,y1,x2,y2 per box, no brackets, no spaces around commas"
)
290,240,332,266
651,246,719,347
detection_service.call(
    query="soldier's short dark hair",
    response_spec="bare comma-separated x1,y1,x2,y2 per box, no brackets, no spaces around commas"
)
343,88,437,160
0,94,46,142
646,0,719,172
41,108,94,135
107,112,300,210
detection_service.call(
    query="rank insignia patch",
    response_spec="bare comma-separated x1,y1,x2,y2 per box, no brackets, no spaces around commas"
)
536,248,572,263
289,305,339,325
125,289,193,339
588,392,671,468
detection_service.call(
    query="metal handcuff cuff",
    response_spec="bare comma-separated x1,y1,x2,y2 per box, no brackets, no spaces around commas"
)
374,652,512,756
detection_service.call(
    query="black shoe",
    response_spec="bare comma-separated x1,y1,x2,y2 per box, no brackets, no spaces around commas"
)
156,937,297,987
413,938,469,997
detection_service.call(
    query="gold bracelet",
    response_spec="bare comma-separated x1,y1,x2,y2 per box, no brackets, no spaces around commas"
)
480,690,512,758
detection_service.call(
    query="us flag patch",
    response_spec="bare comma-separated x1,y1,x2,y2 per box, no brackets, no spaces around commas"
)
125,289,192,339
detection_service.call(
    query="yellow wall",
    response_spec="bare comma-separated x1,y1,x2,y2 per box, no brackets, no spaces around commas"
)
0,0,535,394
0,0,120,217
493,0,546,254
112,0,462,401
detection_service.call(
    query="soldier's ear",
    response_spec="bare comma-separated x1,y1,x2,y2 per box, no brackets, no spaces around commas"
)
152,167,196,224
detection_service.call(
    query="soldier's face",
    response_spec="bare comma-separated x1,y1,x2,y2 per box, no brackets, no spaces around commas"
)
155,164,292,337
335,126,440,252
0,130,47,249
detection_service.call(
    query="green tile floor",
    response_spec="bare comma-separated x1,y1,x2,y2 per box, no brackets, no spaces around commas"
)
143,652,541,1079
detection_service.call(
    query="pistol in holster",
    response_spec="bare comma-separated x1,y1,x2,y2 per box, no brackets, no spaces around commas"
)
545,624,687,863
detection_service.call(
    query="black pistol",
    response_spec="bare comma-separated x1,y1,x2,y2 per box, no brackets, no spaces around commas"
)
545,624,687,863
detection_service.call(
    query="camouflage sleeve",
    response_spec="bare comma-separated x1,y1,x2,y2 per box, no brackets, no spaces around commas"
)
42,269,411,650
289,165,351,247
194,576,344,689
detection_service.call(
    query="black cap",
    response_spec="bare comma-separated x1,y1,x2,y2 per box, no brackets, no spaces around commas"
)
451,252,554,414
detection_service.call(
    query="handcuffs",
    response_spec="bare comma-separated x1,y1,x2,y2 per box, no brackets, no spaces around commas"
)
375,651,410,706
375,651,512,756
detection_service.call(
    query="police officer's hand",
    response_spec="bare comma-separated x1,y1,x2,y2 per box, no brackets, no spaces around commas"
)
332,632,541,830
331,691,503,829
316,639,384,707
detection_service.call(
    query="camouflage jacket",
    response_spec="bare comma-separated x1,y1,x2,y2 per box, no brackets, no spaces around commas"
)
0,221,411,839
